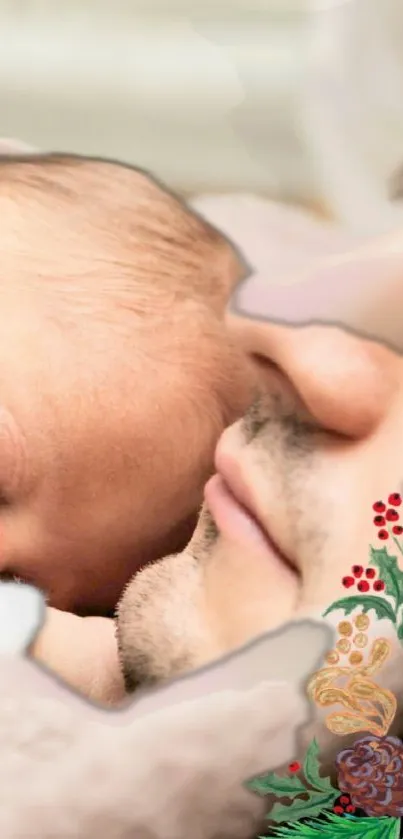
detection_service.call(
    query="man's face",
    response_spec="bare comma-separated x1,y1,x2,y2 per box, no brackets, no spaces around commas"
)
117,318,403,685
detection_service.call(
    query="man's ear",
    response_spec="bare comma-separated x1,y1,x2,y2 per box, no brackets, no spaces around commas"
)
0,138,38,156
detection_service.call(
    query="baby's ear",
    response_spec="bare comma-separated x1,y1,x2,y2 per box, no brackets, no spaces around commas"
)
0,138,38,156
0,582,45,655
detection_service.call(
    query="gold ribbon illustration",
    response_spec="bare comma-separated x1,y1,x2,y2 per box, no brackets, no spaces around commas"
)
307,638,397,737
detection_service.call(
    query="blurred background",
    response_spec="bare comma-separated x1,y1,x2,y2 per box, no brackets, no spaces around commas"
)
1,0,403,233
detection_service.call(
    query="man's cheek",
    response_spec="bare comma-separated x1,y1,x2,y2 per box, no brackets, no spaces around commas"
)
202,542,299,652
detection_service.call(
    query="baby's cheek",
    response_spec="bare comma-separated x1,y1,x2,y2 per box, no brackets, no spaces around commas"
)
196,329,254,430
137,319,253,515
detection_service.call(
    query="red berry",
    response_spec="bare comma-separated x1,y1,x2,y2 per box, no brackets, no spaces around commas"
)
374,515,385,526
373,501,386,512
358,580,370,593
333,805,344,815
365,568,376,579
378,529,389,540
386,509,399,522
342,576,355,588
374,580,385,592
346,805,356,813
352,565,363,578
393,525,403,535
288,762,300,773
340,795,350,805
388,493,402,507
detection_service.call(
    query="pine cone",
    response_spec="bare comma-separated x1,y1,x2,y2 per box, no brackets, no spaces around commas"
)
336,735,403,817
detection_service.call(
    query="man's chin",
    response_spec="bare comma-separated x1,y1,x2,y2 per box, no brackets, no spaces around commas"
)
115,549,217,691
115,528,299,692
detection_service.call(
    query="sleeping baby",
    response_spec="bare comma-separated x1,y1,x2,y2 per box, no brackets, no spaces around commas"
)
0,150,254,620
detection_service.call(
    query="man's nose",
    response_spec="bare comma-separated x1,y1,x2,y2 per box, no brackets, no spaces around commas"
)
227,314,400,439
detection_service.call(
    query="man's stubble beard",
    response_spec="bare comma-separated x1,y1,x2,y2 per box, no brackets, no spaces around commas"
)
116,392,329,692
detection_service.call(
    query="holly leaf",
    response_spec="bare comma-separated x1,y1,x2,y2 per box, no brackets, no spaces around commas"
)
369,547,403,609
266,790,338,824
247,771,307,798
302,739,338,795
323,596,396,624
397,622,403,641
247,741,338,801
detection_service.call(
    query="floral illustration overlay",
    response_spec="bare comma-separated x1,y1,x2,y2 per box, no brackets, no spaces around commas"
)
246,492,403,838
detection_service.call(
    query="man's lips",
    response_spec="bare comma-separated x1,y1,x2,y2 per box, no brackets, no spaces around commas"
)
206,442,298,573
203,469,296,577
204,473,275,554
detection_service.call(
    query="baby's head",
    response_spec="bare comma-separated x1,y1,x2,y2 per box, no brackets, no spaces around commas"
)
0,154,253,614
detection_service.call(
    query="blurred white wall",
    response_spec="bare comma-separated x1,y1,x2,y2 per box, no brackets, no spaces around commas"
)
302,0,403,233
0,0,315,201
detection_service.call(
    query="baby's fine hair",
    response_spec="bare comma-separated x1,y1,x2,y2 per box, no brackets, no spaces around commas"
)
0,153,245,314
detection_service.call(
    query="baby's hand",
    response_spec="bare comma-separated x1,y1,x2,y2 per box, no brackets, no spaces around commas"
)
29,605,125,706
